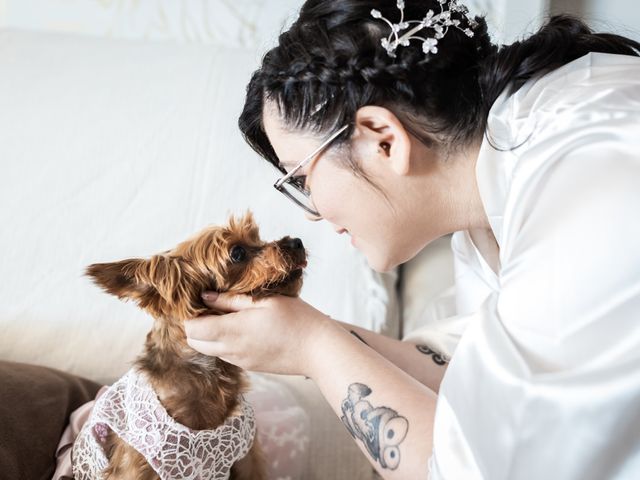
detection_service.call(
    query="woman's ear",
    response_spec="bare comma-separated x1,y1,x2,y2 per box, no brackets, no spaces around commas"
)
353,106,412,176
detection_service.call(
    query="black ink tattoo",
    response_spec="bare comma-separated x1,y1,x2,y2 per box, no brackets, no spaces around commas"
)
340,383,409,470
416,345,449,366
350,330,370,346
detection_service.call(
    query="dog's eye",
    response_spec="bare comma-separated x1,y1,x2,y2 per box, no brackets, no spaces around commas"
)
230,245,247,263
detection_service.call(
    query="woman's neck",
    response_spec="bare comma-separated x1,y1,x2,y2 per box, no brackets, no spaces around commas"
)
426,138,490,235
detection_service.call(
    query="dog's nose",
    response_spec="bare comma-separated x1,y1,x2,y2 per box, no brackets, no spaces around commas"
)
285,237,304,250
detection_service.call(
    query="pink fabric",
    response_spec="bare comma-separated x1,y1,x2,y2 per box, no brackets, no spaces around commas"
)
52,385,109,480
244,374,310,479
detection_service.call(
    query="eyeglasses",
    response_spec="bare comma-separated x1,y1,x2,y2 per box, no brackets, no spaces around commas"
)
273,124,349,218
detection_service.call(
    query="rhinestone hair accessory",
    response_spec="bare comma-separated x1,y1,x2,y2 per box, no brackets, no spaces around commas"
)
371,0,478,58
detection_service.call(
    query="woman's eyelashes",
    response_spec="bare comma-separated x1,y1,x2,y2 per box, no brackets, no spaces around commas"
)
292,175,309,192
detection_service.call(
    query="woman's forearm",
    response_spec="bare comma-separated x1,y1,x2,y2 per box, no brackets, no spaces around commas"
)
308,320,437,480
335,320,448,394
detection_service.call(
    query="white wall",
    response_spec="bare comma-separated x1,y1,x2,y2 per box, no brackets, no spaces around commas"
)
0,1,637,46
499,0,551,43
0,0,301,50
0,0,549,46
550,0,640,40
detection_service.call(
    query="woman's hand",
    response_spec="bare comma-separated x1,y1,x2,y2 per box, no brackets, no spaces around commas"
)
184,291,332,377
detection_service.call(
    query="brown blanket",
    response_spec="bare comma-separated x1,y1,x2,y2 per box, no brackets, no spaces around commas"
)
0,360,102,480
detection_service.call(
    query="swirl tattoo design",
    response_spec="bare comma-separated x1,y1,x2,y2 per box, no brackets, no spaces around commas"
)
416,345,449,365
340,383,409,470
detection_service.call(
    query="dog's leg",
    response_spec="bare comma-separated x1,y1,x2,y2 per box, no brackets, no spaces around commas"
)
230,439,267,480
102,432,160,480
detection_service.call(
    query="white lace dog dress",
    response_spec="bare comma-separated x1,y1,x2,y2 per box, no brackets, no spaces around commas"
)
71,367,256,480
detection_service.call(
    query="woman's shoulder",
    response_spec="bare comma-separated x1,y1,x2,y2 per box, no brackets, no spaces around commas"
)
527,51,640,118
485,52,640,150
475,52,640,272
502,51,640,112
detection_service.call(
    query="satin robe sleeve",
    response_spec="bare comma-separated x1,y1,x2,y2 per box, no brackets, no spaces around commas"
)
430,57,640,479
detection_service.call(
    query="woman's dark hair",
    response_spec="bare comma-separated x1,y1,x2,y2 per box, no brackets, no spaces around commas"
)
239,0,640,171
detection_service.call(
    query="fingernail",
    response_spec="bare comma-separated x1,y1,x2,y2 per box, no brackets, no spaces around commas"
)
201,291,219,302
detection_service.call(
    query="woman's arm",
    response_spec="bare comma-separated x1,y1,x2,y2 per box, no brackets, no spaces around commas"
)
185,293,438,479
308,319,437,479
334,320,449,394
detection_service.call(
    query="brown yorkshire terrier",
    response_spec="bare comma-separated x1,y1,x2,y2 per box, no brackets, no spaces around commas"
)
77,212,307,480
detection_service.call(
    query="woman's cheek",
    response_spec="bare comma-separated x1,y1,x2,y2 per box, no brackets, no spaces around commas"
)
313,184,344,224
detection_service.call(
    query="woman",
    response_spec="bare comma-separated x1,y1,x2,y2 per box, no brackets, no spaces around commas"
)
185,1,640,478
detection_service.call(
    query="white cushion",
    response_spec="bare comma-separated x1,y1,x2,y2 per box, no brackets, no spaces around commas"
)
0,28,399,385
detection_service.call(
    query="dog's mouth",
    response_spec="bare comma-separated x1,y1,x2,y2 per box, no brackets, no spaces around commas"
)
276,264,305,285
280,248,307,279
260,259,307,295
248,240,307,298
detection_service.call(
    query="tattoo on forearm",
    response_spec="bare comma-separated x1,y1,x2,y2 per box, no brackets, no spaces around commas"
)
340,383,409,470
350,330,370,346
416,345,449,365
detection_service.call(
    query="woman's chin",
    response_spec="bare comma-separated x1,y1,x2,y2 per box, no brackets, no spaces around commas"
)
352,237,400,272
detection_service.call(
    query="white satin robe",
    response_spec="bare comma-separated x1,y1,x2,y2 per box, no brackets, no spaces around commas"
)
418,52,640,479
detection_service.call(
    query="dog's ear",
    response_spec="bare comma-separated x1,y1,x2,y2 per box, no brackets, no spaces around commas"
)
239,209,255,227
85,258,149,300
227,210,261,245
86,256,208,319
86,255,186,302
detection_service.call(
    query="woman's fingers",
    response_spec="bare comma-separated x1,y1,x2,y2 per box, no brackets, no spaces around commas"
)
185,293,260,357
186,337,227,358
184,315,236,357
201,291,257,312
184,313,231,341
187,339,233,363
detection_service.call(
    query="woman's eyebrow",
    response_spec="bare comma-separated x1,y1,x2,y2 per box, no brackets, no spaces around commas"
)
277,162,289,173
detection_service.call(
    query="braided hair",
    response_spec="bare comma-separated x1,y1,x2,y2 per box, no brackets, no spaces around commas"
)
239,0,640,172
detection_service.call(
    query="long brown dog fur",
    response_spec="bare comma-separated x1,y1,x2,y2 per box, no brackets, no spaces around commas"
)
83,212,307,480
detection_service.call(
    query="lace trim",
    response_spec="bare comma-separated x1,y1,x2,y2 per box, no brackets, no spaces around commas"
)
72,368,256,480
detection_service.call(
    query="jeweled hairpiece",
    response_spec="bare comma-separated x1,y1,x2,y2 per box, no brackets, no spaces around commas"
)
371,0,478,58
